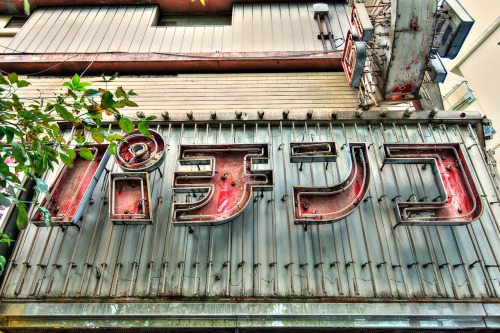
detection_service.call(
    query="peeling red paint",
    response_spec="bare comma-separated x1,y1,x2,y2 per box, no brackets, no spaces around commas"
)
172,144,273,226
391,83,413,94
383,143,483,225
410,13,419,31
293,143,370,224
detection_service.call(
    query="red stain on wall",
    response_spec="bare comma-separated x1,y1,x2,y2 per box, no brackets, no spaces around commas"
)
409,13,419,31
391,83,413,94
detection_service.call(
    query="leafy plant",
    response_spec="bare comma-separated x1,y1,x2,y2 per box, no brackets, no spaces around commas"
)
0,72,151,270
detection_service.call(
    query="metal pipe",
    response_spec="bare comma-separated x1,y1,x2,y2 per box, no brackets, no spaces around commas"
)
426,124,474,298
225,124,234,296
205,123,221,295
27,228,56,296
241,123,247,295
161,123,185,294
267,123,278,295
254,123,262,295
176,124,197,295
353,124,378,296
340,123,360,296
44,227,70,294
306,123,326,294
403,124,445,297
316,14,327,51
367,124,409,297
356,124,396,296
382,123,426,297
146,124,172,295
292,122,311,294
327,123,344,295
127,225,146,296
127,224,146,296
76,194,111,295
192,124,209,295
279,122,295,294
110,226,127,296
324,14,337,50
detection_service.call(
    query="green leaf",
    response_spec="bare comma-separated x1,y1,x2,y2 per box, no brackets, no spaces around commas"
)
115,87,126,99
72,73,80,88
0,255,5,271
62,147,76,160
35,177,50,200
101,73,107,81
35,155,46,176
54,104,76,123
60,153,74,168
51,124,60,136
0,75,8,85
122,100,138,107
119,117,134,134
63,82,73,89
109,72,118,81
84,89,101,97
101,91,115,109
0,232,13,246
74,135,85,143
11,142,27,164
37,206,51,227
12,93,19,105
79,147,95,161
16,80,29,88
32,140,42,154
107,141,117,155
138,121,152,137
0,193,11,208
1,127,14,143
8,73,18,84
106,134,123,141
16,202,27,229
145,115,157,121
91,131,105,143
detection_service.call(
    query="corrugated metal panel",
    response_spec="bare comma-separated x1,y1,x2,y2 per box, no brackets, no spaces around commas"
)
1,119,500,300
2,2,349,54
17,73,360,114
65,7,108,53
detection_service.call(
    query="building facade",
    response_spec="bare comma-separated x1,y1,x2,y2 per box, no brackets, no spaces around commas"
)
0,0,499,331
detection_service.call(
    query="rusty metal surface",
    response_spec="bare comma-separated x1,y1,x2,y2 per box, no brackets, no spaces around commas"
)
30,144,110,226
172,144,273,226
2,120,500,305
383,0,437,101
116,130,165,172
109,172,152,225
293,142,371,224
382,143,482,226
289,142,337,163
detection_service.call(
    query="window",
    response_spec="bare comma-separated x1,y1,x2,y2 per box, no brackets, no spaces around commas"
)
158,12,232,27
5,16,28,29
